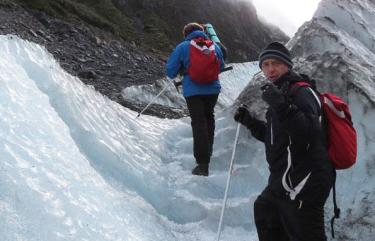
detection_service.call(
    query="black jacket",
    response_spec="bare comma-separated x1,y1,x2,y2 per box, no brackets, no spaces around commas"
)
245,71,333,202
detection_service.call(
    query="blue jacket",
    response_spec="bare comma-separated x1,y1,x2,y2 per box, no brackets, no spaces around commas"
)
166,30,225,97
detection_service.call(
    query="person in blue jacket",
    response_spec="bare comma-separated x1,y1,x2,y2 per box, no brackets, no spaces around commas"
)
166,22,225,176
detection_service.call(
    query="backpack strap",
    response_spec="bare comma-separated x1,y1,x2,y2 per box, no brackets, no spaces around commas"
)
330,169,340,238
287,81,312,101
288,81,311,94
289,81,322,121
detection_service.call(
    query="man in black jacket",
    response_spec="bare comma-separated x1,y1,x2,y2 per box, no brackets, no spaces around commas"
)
234,42,334,241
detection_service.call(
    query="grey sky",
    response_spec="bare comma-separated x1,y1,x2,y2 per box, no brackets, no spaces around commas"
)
251,0,322,36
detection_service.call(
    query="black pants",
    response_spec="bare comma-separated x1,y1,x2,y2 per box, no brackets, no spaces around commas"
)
185,94,218,165
254,189,328,241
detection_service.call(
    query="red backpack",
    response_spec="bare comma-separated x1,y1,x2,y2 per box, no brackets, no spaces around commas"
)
187,37,221,84
290,81,357,169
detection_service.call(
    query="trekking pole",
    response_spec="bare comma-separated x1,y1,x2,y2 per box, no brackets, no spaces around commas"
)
136,78,174,118
216,121,241,241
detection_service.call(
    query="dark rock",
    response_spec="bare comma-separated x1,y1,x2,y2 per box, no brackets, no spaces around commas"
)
78,70,96,79
2,0,271,118
36,30,46,37
114,0,289,62
29,29,37,37
34,12,50,27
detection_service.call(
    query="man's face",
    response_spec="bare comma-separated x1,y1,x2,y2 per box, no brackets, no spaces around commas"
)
261,58,289,82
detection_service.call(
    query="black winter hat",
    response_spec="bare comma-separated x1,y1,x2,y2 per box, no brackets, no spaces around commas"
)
258,42,293,69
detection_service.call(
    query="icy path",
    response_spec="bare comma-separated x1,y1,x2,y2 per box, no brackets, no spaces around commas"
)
0,35,266,241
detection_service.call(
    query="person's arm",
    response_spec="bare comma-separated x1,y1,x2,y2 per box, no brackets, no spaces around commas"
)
234,106,266,142
166,44,183,79
214,43,225,72
247,118,267,142
281,87,322,141
217,42,227,61
261,83,322,143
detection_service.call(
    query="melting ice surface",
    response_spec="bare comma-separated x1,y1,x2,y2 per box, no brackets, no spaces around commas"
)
0,35,266,241
2,29,373,240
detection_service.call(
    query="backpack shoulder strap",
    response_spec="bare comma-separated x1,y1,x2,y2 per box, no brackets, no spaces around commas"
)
330,169,340,238
288,81,311,96
289,81,321,105
288,81,323,121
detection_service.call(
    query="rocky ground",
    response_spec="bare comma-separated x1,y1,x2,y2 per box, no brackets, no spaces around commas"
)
0,1,185,118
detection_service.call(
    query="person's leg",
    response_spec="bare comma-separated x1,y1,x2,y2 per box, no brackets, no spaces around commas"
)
185,95,210,175
202,94,218,158
279,201,327,241
298,201,327,241
295,172,333,241
254,195,290,241
278,190,331,241
277,199,301,241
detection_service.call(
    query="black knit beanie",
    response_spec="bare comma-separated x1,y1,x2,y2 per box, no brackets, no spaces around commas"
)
258,42,293,69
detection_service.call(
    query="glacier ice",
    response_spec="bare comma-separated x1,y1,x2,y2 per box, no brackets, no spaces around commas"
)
0,35,265,241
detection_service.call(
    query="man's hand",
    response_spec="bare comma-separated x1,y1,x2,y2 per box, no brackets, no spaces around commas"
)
261,83,286,110
234,106,253,125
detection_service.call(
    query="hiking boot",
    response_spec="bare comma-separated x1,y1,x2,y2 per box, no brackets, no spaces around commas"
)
192,164,209,176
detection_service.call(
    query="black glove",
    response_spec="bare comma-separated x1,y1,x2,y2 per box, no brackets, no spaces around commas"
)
234,106,253,125
261,83,287,110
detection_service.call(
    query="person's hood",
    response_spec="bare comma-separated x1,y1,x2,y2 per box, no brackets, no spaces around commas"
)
185,30,209,41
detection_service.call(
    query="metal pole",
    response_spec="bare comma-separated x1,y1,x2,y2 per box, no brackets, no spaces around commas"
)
136,78,173,118
216,122,241,241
